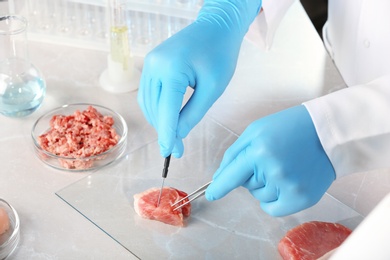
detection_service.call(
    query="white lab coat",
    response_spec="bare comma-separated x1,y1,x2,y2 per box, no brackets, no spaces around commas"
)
247,0,390,179
247,1,390,259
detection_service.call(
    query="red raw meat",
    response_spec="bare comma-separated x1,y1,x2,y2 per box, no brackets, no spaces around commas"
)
278,221,352,260
38,106,120,169
0,208,10,235
134,187,191,227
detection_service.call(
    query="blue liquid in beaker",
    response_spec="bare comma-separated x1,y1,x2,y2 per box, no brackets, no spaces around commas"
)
0,58,46,118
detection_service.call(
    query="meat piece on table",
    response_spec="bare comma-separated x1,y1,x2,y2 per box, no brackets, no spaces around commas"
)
134,187,191,227
278,221,352,260
0,208,10,235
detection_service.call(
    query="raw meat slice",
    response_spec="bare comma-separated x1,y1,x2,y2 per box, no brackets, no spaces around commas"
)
278,221,352,260
0,208,10,235
134,187,191,227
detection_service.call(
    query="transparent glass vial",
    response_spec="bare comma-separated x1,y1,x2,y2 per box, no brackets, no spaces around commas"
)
99,0,140,93
0,15,46,118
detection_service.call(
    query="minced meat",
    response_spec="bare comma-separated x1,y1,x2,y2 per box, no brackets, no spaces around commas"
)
38,106,120,169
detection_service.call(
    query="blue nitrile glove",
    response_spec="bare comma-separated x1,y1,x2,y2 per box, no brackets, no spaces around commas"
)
205,105,336,217
138,0,262,158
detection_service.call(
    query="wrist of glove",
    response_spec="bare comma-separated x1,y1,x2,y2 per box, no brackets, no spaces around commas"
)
205,105,336,217
198,0,262,38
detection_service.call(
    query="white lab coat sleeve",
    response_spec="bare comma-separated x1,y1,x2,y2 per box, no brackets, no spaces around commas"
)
303,74,390,178
245,0,296,50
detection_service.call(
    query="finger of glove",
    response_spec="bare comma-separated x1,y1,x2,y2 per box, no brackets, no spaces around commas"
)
213,126,256,180
205,145,253,201
249,185,279,203
242,169,266,190
157,80,186,157
177,81,223,139
137,73,155,127
138,74,162,130
171,137,184,158
260,191,313,217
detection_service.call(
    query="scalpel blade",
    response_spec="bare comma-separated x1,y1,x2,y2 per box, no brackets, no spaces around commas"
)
156,178,165,207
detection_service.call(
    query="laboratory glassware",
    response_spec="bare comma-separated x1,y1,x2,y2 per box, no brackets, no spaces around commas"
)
0,15,46,118
8,0,200,56
99,0,140,93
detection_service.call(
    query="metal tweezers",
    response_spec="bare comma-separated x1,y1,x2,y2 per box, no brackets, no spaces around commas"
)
171,181,212,211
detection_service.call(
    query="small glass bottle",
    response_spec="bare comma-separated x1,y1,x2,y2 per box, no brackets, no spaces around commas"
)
0,15,46,118
99,0,140,93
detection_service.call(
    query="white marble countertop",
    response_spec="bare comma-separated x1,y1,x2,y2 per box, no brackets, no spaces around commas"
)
1,1,389,259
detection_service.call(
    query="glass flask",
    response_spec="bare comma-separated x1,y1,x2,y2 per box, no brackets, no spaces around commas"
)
0,15,46,118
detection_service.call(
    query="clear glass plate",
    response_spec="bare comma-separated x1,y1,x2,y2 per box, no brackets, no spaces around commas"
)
56,116,363,259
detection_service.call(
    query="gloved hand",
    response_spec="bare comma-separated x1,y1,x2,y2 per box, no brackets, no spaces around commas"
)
138,0,262,158
205,105,336,217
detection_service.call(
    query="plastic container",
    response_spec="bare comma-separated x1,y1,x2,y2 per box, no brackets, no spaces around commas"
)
31,103,128,172
0,199,20,260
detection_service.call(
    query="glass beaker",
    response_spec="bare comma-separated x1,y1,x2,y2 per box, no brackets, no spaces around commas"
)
0,15,46,118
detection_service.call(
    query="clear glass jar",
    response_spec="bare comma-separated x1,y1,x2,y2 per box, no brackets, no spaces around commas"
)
0,15,46,118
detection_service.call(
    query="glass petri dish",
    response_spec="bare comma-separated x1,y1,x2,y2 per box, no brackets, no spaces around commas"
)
0,199,20,259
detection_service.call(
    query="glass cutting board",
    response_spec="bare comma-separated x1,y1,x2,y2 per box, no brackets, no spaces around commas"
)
56,117,363,259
